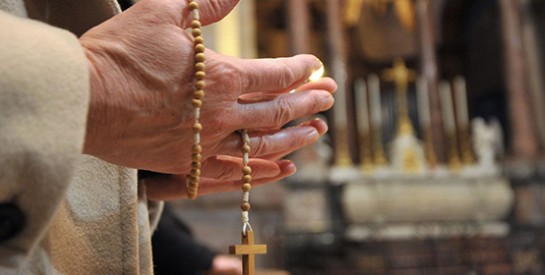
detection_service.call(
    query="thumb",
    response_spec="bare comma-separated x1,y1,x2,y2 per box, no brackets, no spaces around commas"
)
180,0,241,27
129,0,240,28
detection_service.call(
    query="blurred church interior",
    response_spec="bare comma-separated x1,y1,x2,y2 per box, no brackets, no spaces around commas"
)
171,0,545,274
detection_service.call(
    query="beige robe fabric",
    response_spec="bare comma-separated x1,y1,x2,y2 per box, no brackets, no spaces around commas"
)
0,0,161,274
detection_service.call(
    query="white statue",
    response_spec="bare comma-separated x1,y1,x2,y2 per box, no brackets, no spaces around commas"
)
471,117,503,175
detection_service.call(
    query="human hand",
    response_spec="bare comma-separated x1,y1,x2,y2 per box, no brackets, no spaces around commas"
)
144,78,335,200
80,0,336,178
205,255,243,275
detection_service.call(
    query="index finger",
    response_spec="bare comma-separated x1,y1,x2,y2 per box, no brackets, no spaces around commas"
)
233,54,324,94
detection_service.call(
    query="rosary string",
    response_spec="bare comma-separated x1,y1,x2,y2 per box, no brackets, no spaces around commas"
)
186,0,205,199
185,3,255,227
240,129,253,235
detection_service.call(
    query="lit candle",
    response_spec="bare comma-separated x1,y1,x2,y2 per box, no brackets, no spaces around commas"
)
355,78,370,133
416,77,431,128
439,81,455,133
454,76,469,127
368,74,382,128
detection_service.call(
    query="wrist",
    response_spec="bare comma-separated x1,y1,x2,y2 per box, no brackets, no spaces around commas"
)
81,47,106,155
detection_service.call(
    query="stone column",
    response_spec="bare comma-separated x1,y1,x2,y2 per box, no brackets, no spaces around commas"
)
288,0,310,54
499,0,539,161
520,0,545,153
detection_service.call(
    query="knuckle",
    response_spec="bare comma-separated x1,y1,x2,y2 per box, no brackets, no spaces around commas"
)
216,61,245,92
206,110,232,133
276,62,296,88
272,97,295,126
206,57,243,95
252,137,270,157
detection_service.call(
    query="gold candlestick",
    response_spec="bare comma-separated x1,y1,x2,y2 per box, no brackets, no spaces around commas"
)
335,128,353,167
453,76,474,165
439,81,461,170
459,126,475,165
372,126,387,166
423,126,437,168
417,77,437,167
360,132,374,172
368,74,388,166
354,78,374,172
447,130,462,171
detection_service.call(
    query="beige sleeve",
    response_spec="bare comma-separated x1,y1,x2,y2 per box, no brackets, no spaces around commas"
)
0,10,89,268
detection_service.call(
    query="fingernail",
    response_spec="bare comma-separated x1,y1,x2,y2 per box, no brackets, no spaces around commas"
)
320,94,334,109
305,127,319,141
313,58,324,71
279,160,297,176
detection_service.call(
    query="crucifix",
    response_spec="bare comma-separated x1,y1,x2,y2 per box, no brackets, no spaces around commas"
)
382,58,416,136
227,130,267,275
229,230,267,275
382,58,428,172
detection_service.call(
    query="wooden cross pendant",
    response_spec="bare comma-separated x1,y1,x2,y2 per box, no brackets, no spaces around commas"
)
229,230,267,275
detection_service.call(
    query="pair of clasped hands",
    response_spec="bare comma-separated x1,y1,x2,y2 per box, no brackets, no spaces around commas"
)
79,0,336,200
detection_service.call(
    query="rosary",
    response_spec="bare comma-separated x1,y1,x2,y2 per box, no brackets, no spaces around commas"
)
187,1,266,274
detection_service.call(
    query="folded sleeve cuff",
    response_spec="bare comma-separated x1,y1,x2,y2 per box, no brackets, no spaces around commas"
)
0,10,90,267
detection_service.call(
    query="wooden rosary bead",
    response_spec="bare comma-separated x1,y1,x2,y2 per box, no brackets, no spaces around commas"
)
242,144,251,154
188,1,199,10
242,175,252,184
195,71,206,80
192,144,202,154
187,176,198,186
191,161,201,169
192,98,202,107
195,80,205,89
186,173,196,181
187,183,198,190
195,62,205,71
190,168,201,178
192,153,202,162
194,43,205,53
242,166,252,175
241,202,251,211
242,183,252,192
194,36,204,45
195,53,206,62
191,19,201,29
194,89,205,99
192,28,202,37
192,122,202,132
